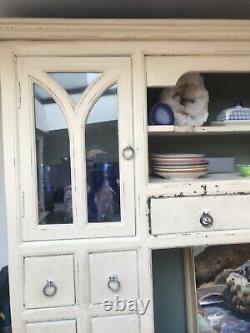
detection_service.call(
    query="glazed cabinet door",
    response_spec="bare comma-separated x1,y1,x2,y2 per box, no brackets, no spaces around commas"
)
17,57,135,240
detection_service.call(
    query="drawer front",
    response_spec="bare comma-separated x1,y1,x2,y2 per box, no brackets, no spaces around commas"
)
26,320,76,333
89,251,138,305
150,195,250,235
24,255,75,309
91,314,140,333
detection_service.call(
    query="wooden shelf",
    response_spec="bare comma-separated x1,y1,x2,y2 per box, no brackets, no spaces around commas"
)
148,125,250,136
147,173,250,197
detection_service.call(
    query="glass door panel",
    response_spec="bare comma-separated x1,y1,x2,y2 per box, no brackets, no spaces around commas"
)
48,72,101,104
34,84,72,224
85,84,121,223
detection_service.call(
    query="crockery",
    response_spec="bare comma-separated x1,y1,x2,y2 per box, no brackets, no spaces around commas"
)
154,166,208,172
150,153,205,159
212,101,250,125
238,165,250,177
149,102,174,125
154,167,208,172
153,162,208,169
154,170,208,180
151,152,208,179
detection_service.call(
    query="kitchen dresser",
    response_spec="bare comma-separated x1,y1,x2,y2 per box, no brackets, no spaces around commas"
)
1,19,250,333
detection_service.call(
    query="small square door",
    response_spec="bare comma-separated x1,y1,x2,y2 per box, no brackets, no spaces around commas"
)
89,251,138,305
26,320,76,333
91,314,140,333
24,255,75,309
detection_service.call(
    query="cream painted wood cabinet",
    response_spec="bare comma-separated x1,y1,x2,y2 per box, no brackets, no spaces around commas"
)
1,19,250,333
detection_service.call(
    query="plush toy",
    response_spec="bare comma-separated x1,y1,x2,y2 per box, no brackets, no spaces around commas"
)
160,73,209,126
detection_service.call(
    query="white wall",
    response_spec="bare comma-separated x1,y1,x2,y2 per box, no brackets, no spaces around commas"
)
0,95,8,269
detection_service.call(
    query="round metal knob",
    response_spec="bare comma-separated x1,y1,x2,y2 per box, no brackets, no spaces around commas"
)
122,146,135,160
200,212,214,228
43,280,57,297
108,274,120,292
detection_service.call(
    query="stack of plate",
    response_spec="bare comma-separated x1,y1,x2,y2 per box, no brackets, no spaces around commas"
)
150,153,208,179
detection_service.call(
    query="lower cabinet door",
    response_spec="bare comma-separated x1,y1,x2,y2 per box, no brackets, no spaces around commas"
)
26,320,76,333
91,314,140,333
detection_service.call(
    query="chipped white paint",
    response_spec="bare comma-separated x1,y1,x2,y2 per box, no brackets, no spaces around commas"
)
148,173,250,197
1,19,250,333
150,195,250,235
148,124,250,135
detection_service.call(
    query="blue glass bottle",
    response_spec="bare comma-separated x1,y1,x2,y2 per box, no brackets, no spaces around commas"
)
88,162,120,222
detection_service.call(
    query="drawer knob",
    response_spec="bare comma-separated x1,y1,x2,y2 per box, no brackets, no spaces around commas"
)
108,274,121,292
122,146,135,160
200,212,214,228
43,280,57,297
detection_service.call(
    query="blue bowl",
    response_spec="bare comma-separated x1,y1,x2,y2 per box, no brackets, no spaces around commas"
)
149,102,174,125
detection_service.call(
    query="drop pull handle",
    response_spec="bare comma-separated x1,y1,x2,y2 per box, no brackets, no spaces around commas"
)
122,146,135,160
43,280,57,297
108,274,121,292
200,212,214,228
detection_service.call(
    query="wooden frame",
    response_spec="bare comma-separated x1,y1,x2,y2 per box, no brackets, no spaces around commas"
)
0,19,250,41
1,19,250,333
17,56,135,240
184,248,198,333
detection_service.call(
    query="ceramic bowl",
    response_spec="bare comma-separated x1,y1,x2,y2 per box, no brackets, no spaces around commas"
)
238,165,250,177
149,103,174,125
215,101,250,122
154,170,208,180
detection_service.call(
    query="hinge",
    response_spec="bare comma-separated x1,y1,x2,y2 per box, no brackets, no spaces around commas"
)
17,81,21,109
21,191,25,218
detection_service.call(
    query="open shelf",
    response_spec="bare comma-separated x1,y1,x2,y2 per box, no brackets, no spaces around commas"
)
147,73,250,198
153,243,250,333
148,125,250,136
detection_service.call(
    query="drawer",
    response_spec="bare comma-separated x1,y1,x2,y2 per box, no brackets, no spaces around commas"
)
89,251,138,305
24,255,75,309
26,320,76,333
91,314,140,333
150,194,250,235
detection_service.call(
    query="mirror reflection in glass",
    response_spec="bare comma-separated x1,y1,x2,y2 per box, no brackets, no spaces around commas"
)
85,84,121,223
34,84,72,224
48,72,100,104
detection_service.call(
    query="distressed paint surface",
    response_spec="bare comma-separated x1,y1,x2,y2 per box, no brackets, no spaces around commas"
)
1,20,250,333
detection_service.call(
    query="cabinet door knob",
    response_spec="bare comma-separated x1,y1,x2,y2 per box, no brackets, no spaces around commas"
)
200,212,214,228
108,274,121,292
122,146,135,160
43,280,57,297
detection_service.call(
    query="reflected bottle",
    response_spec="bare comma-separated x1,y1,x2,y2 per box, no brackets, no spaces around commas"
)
88,162,120,222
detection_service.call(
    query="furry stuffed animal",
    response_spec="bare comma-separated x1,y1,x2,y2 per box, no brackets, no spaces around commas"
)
160,73,209,126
